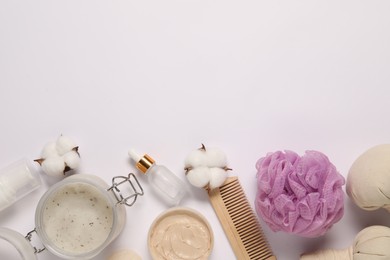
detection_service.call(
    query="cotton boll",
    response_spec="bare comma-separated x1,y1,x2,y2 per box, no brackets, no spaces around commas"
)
184,145,231,190
40,142,57,159
185,147,227,168
56,135,77,156
185,149,208,168
35,135,81,177
204,148,227,168
41,156,66,176
63,151,80,170
108,249,142,260
208,168,228,190
186,167,211,188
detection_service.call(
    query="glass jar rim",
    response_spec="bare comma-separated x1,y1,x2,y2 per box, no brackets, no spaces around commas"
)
0,227,37,260
34,174,121,259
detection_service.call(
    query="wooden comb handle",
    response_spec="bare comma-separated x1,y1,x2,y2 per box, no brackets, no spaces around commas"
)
208,177,276,260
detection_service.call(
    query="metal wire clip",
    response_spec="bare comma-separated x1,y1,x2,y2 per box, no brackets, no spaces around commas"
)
107,173,144,206
25,228,46,254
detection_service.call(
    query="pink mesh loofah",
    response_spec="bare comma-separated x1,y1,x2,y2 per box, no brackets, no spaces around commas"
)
255,150,345,237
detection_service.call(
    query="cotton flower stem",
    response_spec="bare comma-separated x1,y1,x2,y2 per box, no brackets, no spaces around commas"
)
34,158,45,165
63,165,71,174
72,146,80,156
199,144,206,151
184,167,192,175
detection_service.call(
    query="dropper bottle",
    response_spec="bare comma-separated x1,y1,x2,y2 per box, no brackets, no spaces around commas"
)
128,149,187,206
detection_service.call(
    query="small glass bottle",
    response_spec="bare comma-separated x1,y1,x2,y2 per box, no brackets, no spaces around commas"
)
129,149,187,206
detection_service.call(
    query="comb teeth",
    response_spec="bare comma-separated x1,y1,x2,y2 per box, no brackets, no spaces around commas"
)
209,177,276,260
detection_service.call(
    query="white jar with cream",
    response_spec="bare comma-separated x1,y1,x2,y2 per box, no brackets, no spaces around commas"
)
0,173,143,260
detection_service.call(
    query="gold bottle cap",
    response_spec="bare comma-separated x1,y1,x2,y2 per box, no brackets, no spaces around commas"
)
136,154,155,173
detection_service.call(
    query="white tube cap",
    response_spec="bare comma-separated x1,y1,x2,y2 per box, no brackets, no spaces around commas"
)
0,158,41,211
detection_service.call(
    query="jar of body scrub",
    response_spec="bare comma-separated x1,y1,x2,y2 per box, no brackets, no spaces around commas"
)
148,207,214,260
0,173,143,260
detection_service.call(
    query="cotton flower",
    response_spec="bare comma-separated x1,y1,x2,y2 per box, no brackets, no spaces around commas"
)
35,135,80,177
255,150,345,237
184,144,231,190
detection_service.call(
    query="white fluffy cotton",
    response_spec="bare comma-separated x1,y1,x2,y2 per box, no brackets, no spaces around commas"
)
36,135,80,177
186,167,211,188
185,145,230,190
56,135,77,156
204,148,227,168
41,156,66,177
185,147,227,169
208,168,228,190
40,142,57,159
63,150,81,169
184,149,208,168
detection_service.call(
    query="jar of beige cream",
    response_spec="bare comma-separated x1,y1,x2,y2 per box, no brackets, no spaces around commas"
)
148,207,214,260
0,173,143,260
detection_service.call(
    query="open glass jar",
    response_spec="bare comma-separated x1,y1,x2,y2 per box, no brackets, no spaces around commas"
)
0,173,143,260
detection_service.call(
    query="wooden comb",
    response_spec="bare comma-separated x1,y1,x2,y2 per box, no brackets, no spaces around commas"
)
207,176,276,260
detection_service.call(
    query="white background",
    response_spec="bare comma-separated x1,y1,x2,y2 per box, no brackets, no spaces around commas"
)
1,1,390,259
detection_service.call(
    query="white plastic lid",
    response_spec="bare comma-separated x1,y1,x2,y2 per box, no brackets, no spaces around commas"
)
0,158,41,211
128,149,142,162
0,227,37,260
